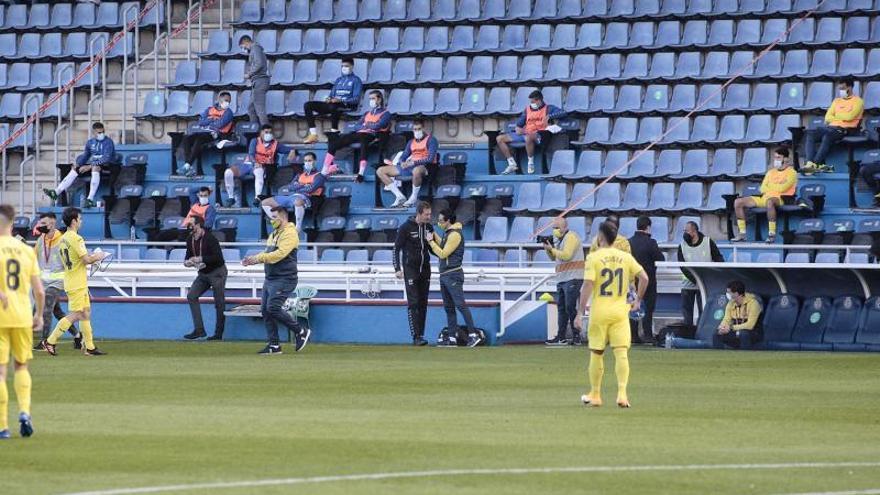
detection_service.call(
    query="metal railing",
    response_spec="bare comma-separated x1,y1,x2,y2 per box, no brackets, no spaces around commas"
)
20,93,43,216
51,64,76,184
186,0,204,62
87,35,108,130
120,3,142,145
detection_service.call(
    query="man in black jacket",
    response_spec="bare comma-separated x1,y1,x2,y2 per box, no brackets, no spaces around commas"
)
628,216,666,344
393,201,433,346
183,216,227,340
677,221,725,327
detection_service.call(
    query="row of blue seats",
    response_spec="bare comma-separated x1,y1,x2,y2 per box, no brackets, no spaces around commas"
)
0,123,35,150
169,49,880,91
0,32,135,62
208,17,880,60
0,63,99,93
0,93,71,123
232,0,880,29
0,2,164,32
501,181,734,214
728,251,871,263
138,80,880,124
575,114,800,148
480,214,683,244
677,293,880,351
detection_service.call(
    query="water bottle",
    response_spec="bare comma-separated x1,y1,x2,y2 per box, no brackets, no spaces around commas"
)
627,289,645,320
665,332,674,349
129,226,136,241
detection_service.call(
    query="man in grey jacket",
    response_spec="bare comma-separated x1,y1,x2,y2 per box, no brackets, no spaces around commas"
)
32,213,81,350
239,35,270,126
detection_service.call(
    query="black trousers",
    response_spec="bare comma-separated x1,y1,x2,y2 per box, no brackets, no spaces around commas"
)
187,265,228,335
304,101,352,129
681,288,702,327
404,268,431,340
631,283,658,341
328,132,387,163
177,133,216,164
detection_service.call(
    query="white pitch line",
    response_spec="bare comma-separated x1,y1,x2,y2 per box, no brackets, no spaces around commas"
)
59,461,880,495
775,491,880,495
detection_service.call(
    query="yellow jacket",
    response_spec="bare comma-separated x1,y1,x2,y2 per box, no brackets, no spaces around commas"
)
760,166,797,198
825,96,864,128
722,292,762,331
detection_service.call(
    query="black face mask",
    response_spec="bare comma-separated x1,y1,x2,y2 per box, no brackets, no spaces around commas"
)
683,233,693,244
36,225,50,234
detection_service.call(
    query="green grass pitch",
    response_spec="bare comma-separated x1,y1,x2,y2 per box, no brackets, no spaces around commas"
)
1,343,878,494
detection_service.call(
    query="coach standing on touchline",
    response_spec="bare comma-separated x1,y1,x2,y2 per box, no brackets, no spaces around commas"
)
394,201,433,346
183,216,227,341
239,35,270,127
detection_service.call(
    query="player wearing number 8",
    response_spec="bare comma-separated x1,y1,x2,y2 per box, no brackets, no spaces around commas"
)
575,222,649,409
40,207,108,357
0,204,45,438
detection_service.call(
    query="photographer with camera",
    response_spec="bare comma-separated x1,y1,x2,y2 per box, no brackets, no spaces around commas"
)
542,217,585,346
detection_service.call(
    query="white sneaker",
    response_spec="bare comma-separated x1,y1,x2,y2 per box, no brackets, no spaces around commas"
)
527,163,535,174
383,180,402,192
216,140,233,149
501,163,518,175
389,197,406,208
403,198,416,208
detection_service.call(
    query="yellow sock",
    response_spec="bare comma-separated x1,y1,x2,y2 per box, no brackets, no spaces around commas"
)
588,352,605,399
737,219,747,235
14,368,31,416
0,380,7,431
768,221,777,236
47,317,72,345
613,347,630,401
80,320,96,351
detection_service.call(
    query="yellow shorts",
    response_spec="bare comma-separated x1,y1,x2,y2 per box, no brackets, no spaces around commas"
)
750,195,780,208
0,327,33,365
67,288,91,312
588,317,631,351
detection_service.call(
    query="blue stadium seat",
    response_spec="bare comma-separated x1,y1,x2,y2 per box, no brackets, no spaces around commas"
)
814,252,841,264
372,250,393,264
670,149,709,180
824,296,863,350
548,150,576,179
565,150,602,180
346,249,369,264
168,249,187,262
144,249,167,262
297,249,317,263
507,217,535,243
530,183,567,214
416,57,444,84
684,116,718,145
671,292,729,349
619,150,655,179
585,182,622,213
856,297,880,351
481,216,508,243
504,183,542,214
784,252,810,263
320,249,345,263
649,149,683,179
613,182,649,214
761,294,802,350
774,296,833,351
474,249,500,266
255,0,286,26
669,182,703,213
646,182,675,213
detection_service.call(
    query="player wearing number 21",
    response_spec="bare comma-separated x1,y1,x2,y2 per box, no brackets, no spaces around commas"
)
0,204,44,438
40,207,108,356
575,221,649,409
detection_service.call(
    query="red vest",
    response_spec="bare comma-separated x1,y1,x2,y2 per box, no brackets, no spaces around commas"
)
208,106,233,134
360,109,390,133
255,139,278,165
297,172,324,196
524,105,549,134
185,203,210,224
409,135,435,163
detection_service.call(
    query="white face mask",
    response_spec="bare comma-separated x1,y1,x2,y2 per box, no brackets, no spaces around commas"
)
839,89,849,98
303,162,315,173
773,159,783,169
726,292,734,302
413,130,424,140
530,102,541,110
263,133,273,142
198,196,209,205
341,66,352,76
369,99,378,109
95,132,105,141
219,101,230,110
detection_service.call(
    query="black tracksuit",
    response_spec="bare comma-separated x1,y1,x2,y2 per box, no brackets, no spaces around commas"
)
393,217,433,341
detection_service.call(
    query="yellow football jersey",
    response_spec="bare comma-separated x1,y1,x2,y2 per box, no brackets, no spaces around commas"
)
58,229,89,292
0,235,40,329
584,247,644,324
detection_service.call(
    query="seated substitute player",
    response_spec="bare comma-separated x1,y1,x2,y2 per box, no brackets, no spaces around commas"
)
321,90,392,181
223,124,296,207
376,120,438,208
575,221,649,409
43,122,117,209
260,152,326,229
802,78,863,175
732,146,797,243
176,92,234,177
0,203,45,438
303,57,363,144
153,186,216,243
40,207,108,356
589,214,631,254
497,90,566,175
713,280,763,350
